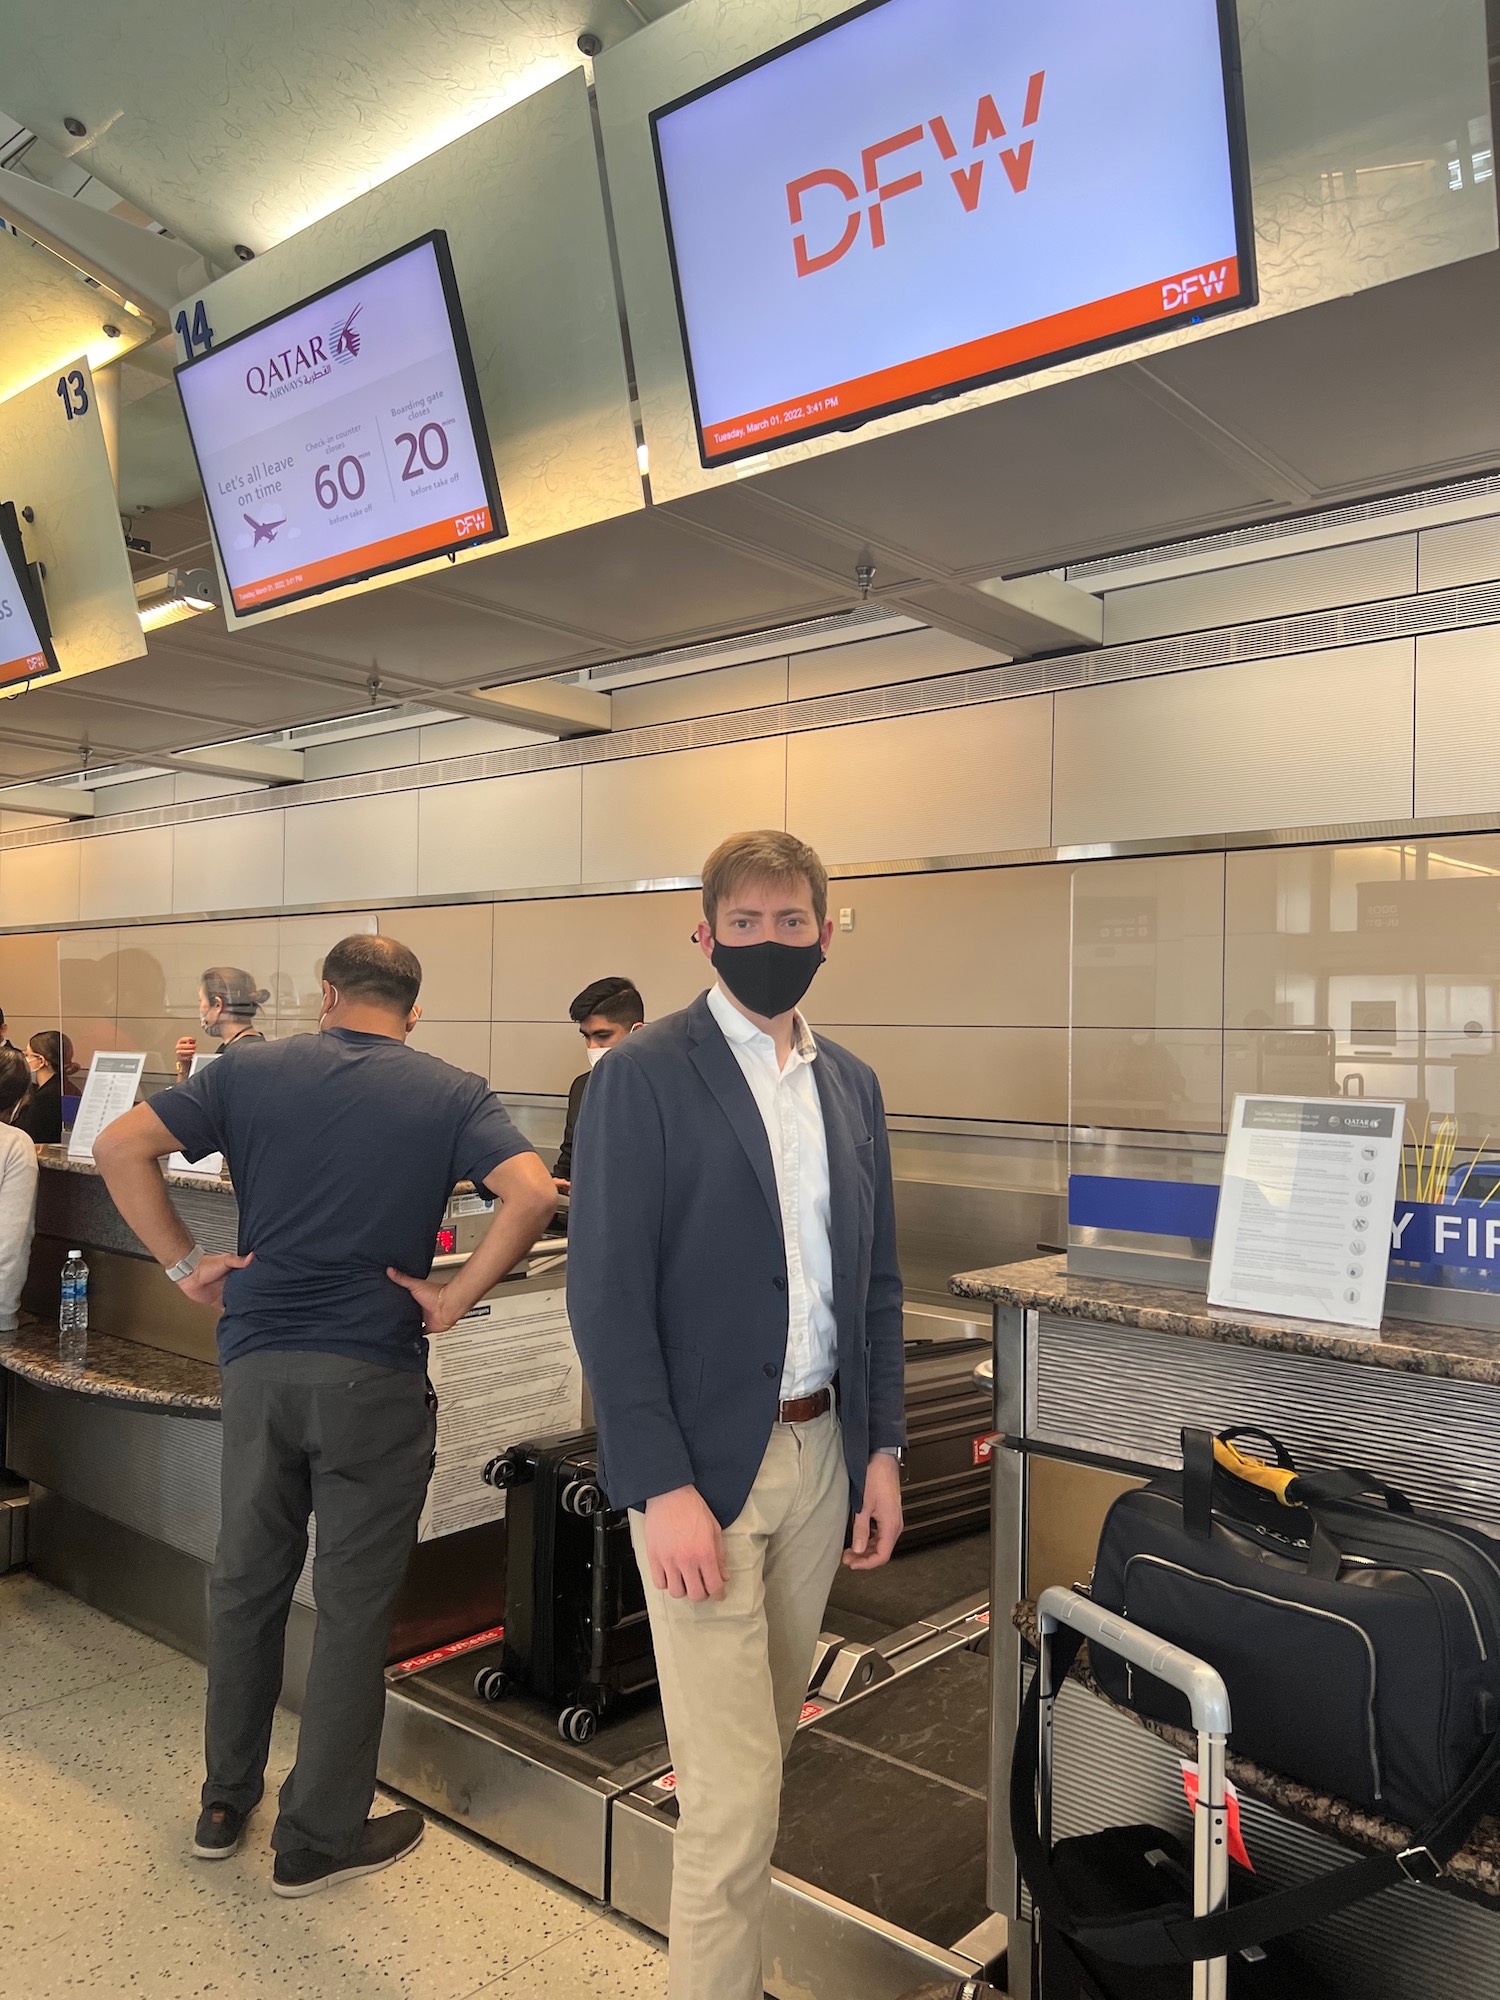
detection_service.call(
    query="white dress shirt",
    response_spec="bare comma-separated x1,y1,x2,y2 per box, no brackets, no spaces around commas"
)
707,983,836,1402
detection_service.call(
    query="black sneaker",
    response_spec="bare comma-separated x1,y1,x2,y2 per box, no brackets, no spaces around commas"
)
193,1801,248,1859
271,1808,425,1898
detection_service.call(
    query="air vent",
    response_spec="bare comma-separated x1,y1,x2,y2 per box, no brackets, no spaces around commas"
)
1066,472,1500,581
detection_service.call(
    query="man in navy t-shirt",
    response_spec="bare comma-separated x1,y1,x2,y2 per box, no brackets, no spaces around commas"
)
95,934,558,1898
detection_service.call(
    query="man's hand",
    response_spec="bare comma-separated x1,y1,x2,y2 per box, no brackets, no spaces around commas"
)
176,1251,252,1311
553,1177,570,1194
643,1485,726,1602
174,1035,197,1080
386,1267,462,1336
843,1452,903,1571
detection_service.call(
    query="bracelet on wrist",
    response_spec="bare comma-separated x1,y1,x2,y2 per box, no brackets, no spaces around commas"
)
165,1243,207,1284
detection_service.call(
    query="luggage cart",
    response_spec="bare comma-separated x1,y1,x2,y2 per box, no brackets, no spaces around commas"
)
1031,1587,1231,2000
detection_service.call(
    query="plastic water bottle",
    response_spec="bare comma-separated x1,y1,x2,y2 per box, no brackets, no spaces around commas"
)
59,1250,88,1368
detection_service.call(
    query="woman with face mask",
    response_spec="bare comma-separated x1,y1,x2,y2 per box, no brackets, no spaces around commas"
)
175,967,271,1080
13,1031,81,1147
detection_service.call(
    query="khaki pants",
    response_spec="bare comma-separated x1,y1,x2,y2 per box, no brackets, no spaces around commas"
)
630,1410,850,2000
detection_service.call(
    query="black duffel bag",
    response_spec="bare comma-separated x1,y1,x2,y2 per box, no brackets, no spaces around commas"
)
1090,1425,1500,1826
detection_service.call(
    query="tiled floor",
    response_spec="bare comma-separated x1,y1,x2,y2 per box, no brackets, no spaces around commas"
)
0,1571,670,1998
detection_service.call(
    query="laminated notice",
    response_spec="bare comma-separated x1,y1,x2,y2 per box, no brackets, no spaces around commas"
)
418,1285,582,1541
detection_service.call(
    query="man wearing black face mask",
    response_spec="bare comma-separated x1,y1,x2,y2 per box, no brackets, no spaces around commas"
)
567,829,904,2000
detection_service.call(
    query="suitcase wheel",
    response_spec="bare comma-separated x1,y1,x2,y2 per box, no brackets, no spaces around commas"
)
560,1479,602,1518
482,1451,523,1490
559,1704,598,1743
474,1667,509,1703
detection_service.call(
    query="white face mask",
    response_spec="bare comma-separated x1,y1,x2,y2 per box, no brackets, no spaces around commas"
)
586,1044,609,1067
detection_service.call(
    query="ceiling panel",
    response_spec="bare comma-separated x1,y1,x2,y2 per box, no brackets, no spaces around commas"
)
753,368,1285,580
0,227,151,402
1143,252,1500,501
0,0,686,263
438,509,845,646
246,581,603,688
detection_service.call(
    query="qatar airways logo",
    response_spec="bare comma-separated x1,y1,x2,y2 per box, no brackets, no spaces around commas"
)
244,298,364,399
787,71,1045,278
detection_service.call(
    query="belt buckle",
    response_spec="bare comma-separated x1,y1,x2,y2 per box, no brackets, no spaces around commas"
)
1396,1845,1443,1884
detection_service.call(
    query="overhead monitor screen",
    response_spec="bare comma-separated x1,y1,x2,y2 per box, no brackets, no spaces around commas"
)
652,0,1255,467
176,231,505,616
0,501,60,689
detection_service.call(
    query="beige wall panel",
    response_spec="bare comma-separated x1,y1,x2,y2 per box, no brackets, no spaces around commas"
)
1053,643,1415,846
79,827,174,922
581,739,786,885
0,840,80,928
790,627,1002,701
172,810,284,916
1415,626,1500,817
1070,853,1225,1031
0,929,61,1018
408,1019,493,1081
492,889,704,1026
377,904,494,1021
283,795,418,907
1418,515,1500,591
820,1024,1067,1124
417,770,581,898
812,866,1071,1028
276,912,377,1024
490,1019,590,1096
612,657,788,729
304,731,423,781
1070,1028,1224,1133
787,698,1052,866
1101,538,1416,644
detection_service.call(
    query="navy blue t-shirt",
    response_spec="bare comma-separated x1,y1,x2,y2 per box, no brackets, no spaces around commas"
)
152,1027,535,1371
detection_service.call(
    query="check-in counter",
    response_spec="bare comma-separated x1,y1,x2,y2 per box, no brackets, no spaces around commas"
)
0,1150,559,1695
957,1254,1500,2000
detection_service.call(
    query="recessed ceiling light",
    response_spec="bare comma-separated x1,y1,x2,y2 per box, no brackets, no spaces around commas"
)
63,116,87,138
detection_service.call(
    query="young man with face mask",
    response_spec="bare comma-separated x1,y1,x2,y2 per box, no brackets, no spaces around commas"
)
552,975,645,1192
567,830,905,2000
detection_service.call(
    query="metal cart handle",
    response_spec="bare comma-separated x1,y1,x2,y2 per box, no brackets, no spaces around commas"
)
1036,1587,1231,1735
1034,1588,1233,2000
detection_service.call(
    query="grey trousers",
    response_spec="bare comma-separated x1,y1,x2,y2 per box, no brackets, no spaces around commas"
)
205,1349,436,1856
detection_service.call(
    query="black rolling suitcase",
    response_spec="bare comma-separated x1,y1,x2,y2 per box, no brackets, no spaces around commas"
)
900,1335,993,1545
473,1428,655,1742
1015,1589,1333,1999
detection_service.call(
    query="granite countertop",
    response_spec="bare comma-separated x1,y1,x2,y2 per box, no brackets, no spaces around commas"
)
38,1147,236,1197
1012,1600,1500,1905
0,1316,221,1414
953,1254,1500,1388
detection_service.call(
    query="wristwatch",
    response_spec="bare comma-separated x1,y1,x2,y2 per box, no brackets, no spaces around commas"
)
165,1243,207,1284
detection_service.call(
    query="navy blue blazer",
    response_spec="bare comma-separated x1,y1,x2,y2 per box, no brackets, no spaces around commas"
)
565,991,905,1527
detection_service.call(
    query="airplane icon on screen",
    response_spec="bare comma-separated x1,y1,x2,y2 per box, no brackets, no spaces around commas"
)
243,513,286,545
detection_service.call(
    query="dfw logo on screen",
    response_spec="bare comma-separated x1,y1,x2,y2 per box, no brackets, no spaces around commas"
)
787,72,1046,277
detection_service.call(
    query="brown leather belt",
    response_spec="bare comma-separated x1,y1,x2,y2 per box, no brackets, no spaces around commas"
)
778,1386,832,1424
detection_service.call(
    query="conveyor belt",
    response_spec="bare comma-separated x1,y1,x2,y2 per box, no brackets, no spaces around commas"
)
379,1527,1005,1998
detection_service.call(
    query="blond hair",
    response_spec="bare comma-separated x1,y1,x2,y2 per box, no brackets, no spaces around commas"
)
700,830,829,930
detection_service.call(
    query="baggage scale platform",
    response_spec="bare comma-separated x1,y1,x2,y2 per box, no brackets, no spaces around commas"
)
378,1531,1007,1999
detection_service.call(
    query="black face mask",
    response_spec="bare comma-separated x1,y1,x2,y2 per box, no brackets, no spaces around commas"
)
711,936,825,1020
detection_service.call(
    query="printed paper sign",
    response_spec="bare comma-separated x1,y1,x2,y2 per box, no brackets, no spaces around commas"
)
68,1051,146,1160
1208,1096,1403,1332
417,1284,583,1541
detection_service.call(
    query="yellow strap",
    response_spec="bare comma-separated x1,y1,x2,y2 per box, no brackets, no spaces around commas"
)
1213,1436,1300,1505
